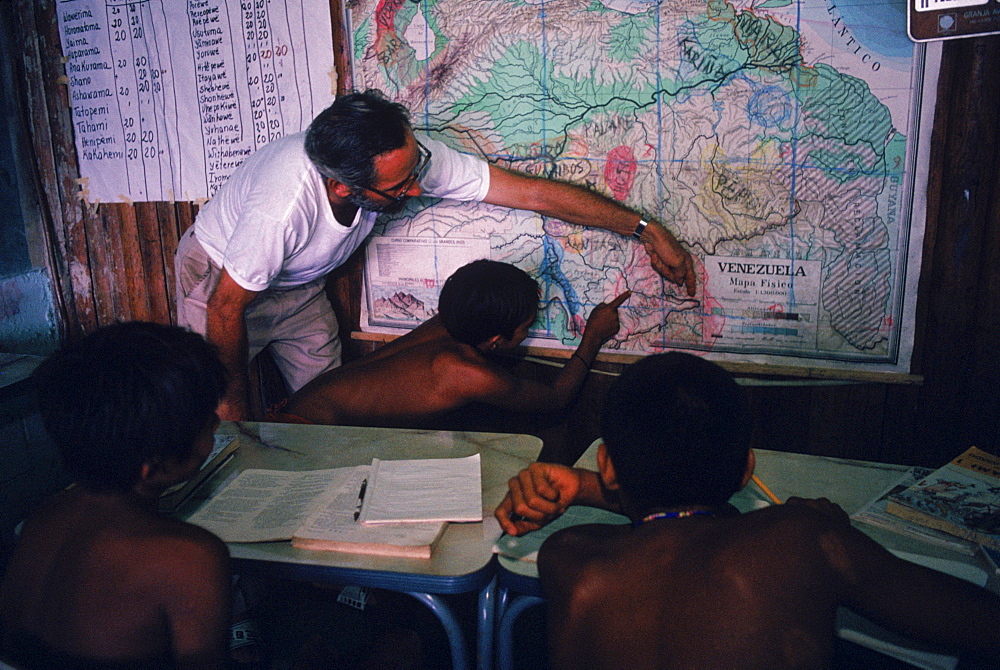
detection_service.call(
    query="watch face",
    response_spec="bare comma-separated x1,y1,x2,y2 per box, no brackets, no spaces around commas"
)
634,220,648,239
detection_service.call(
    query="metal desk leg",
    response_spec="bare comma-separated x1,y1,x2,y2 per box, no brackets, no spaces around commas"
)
477,577,497,670
496,583,511,625
496,595,545,670
406,591,470,670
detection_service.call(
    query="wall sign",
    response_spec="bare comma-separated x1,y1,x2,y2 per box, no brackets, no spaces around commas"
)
909,0,1000,41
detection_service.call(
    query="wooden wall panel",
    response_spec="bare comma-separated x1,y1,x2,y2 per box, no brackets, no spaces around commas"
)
910,36,1000,465
13,0,96,337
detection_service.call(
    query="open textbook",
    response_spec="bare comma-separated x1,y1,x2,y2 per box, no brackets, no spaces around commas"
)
186,454,482,558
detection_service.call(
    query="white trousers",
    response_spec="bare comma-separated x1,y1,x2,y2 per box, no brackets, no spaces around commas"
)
174,227,341,392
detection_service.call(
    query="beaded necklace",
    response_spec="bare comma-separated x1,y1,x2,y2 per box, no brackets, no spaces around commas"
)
633,509,715,527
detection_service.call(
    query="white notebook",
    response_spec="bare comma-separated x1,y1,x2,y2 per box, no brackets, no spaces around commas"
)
358,453,482,525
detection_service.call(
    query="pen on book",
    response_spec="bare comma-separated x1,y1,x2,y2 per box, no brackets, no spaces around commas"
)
353,478,368,521
752,474,782,505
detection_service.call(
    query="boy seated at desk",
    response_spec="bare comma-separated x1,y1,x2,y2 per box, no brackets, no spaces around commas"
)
494,353,1000,670
272,259,629,426
0,322,232,669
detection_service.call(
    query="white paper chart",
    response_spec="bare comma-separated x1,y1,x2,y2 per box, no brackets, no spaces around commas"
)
57,0,336,203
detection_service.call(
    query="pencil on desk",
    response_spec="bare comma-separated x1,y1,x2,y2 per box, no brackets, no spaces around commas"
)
751,474,782,505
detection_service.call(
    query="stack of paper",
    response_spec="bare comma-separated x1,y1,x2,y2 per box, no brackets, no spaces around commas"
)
358,455,483,524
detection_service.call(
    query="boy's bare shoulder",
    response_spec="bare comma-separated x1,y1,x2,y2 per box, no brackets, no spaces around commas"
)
538,522,632,583
111,517,231,610
135,515,230,567
430,344,510,386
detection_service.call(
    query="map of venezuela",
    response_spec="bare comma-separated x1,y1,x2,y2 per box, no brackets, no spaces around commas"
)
351,0,939,373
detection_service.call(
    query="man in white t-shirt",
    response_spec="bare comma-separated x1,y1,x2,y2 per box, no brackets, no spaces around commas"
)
176,90,696,420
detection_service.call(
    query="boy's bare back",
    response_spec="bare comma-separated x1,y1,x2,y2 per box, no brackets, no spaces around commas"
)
285,317,514,426
1,487,231,667
284,292,626,426
540,499,1000,670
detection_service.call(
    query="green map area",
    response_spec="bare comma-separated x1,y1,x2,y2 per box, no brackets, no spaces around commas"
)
352,0,935,372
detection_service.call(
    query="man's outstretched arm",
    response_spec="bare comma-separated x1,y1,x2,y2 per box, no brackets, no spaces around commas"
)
484,165,696,296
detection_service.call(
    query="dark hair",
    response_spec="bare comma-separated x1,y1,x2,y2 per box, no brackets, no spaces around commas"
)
601,353,750,509
32,322,228,493
305,89,412,188
437,260,539,347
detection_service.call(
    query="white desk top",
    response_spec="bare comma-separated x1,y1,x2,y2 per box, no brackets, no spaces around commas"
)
176,422,542,590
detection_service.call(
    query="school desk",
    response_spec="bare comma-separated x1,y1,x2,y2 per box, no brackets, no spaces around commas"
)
495,443,999,670
173,421,542,670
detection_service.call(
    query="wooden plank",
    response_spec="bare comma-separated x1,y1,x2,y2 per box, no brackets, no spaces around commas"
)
119,202,155,322
90,204,130,325
135,201,171,324
330,0,350,93
43,2,108,332
960,37,1000,454
745,385,813,455
157,202,182,324
2,1,71,333
807,384,885,460
910,38,956,377
878,384,922,466
177,202,197,237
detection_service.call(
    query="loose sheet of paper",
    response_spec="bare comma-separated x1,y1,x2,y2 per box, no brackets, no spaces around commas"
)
359,454,482,525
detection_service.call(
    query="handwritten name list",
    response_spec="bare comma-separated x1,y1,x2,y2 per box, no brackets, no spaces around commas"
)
58,0,335,203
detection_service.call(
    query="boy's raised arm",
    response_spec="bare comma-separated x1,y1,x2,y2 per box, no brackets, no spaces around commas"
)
797,497,1000,663
472,291,630,413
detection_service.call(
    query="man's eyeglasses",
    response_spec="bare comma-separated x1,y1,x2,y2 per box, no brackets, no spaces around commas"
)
359,141,432,203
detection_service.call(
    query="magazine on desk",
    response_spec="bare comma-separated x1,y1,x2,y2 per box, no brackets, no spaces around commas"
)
885,447,1000,550
851,466,977,555
186,454,481,559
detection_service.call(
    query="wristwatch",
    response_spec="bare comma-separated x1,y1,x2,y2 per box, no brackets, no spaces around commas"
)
632,219,649,240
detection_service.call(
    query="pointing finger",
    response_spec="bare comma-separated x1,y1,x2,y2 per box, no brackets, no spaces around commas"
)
607,290,631,308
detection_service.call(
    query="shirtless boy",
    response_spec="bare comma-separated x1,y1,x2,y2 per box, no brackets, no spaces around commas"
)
0,322,232,669
276,259,629,427
495,353,1000,670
